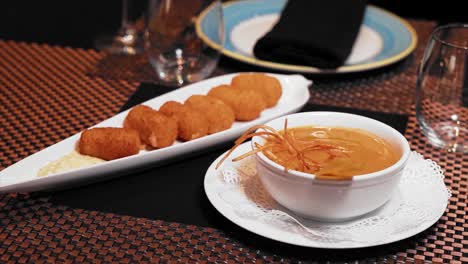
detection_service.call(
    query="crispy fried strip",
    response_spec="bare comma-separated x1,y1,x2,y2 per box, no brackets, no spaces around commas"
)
216,121,354,181
232,145,269,162
216,125,281,169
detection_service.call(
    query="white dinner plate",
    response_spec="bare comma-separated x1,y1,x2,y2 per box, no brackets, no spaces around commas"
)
196,0,417,73
0,73,311,193
204,143,450,248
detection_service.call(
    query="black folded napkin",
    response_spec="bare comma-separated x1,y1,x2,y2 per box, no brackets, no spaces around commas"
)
253,0,367,68
51,82,408,228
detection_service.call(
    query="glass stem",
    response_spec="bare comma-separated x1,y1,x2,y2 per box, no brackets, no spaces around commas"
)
121,0,130,33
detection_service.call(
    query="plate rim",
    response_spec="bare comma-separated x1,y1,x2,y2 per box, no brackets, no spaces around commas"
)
204,142,448,249
196,1,418,74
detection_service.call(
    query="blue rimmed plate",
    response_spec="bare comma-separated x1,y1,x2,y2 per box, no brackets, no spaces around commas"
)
197,0,417,73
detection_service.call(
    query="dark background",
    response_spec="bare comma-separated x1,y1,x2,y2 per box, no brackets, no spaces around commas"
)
0,0,466,49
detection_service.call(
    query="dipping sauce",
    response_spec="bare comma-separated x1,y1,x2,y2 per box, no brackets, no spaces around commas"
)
37,151,104,177
262,126,400,179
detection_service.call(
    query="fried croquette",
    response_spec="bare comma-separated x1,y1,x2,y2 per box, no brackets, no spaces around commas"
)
124,105,178,148
208,84,267,121
160,101,209,141
231,73,282,107
207,85,238,110
159,101,185,118
185,95,235,134
234,89,267,120
78,127,141,160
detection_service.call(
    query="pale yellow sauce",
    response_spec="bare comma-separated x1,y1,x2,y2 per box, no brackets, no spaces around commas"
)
37,151,105,177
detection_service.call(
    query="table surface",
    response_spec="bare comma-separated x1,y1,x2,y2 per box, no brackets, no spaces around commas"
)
1,19,467,263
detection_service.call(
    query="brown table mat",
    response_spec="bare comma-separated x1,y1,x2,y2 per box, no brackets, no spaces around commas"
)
1,114,466,263
87,20,435,116
0,19,467,262
0,41,138,171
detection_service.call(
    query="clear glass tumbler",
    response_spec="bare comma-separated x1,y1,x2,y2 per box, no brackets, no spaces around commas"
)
416,24,468,153
147,0,224,86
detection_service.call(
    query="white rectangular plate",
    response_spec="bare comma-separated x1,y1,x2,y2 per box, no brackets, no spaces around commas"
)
0,73,311,193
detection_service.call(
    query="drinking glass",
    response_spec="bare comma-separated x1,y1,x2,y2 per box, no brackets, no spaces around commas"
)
147,0,224,86
416,24,468,153
94,0,147,55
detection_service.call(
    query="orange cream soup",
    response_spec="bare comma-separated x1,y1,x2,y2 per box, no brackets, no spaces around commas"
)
263,126,400,178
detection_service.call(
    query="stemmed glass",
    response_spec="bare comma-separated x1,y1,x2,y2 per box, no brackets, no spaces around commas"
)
146,0,224,86
415,24,468,153
94,0,147,55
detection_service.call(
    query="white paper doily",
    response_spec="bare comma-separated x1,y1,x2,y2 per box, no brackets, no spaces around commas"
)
204,143,451,249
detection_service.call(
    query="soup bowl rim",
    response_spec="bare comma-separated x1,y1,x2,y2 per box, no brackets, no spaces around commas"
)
251,111,411,184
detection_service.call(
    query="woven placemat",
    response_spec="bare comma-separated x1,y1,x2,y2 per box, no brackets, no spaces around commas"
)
1,20,467,262
87,53,159,85
0,40,138,171
1,115,466,263
86,20,435,116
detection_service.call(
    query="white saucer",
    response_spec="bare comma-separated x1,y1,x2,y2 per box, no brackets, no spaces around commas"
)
204,143,450,249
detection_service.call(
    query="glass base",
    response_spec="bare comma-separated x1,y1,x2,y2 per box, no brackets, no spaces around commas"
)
417,116,468,153
94,30,145,55
150,55,218,87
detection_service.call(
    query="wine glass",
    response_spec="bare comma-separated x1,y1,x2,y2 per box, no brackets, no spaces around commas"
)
146,0,224,86
94,0,147,55
415,24,468,153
